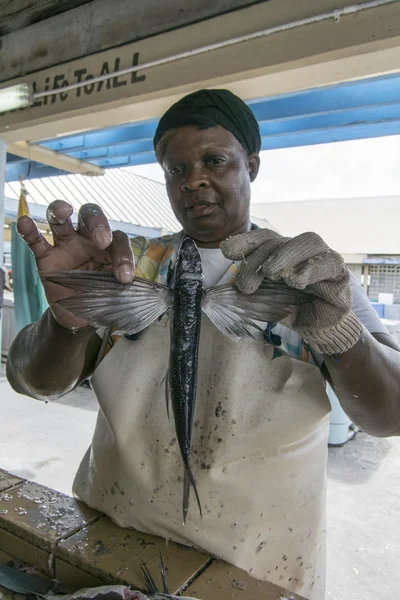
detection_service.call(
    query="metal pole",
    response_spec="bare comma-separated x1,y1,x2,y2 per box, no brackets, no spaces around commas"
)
0,139,6,360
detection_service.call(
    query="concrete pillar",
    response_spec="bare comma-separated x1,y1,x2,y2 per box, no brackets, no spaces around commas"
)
0,139,6,358
347,263,362,283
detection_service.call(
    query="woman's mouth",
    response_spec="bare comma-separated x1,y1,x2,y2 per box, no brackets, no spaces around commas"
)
186,202,218,218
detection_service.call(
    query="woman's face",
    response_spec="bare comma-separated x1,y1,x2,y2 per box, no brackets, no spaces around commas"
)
162,125,260,247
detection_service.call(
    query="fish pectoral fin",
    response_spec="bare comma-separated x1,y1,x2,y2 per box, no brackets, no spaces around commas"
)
42,270,173,335
202,280,311,341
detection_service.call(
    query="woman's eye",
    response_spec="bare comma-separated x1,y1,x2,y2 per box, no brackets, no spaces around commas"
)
167,166,183,176
207,157,225,166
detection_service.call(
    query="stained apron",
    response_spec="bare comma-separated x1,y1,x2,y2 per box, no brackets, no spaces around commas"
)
73,314,331,599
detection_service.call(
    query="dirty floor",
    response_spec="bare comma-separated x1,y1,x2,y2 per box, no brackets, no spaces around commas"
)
1,365,399,599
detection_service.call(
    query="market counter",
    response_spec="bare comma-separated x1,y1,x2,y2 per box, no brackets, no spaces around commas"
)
0,469,306,599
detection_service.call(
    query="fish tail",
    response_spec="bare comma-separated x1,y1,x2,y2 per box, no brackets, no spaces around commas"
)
183,470,190,524
182,459,202,523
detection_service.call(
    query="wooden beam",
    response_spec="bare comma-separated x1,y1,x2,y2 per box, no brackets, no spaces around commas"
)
0,0,94,35
0,0,264,82
8,141,105,176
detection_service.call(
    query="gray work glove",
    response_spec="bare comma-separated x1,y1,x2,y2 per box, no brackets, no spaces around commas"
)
221,228,363,355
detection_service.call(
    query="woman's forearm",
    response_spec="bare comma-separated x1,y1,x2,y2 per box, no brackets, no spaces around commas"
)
325,327,400,437
6,309,101,400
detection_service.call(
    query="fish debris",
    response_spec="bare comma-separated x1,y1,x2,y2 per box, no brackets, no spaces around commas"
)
0,560,198,599
43,237,310,522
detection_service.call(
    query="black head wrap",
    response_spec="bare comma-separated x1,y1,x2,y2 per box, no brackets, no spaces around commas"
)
153,89,261,162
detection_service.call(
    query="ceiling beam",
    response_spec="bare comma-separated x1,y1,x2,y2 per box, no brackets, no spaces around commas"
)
50,100,400,161
39,121,156,152
260,118,400,150
250,73,400,121
7,141,105,177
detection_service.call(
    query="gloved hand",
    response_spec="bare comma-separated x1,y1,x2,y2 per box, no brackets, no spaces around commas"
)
221,228,363,355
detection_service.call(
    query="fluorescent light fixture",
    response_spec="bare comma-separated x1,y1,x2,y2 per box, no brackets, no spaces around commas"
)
0,83,33,112
3,223,10,229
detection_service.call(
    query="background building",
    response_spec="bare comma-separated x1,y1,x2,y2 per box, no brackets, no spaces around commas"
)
251,196,400,303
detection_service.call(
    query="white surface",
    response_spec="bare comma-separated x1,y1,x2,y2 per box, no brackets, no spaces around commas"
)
3,290,13,305
379,293,394,305
251,196,400,255
1,302,16,358
327,384,353,446
0,374,98,496
381,318,400,326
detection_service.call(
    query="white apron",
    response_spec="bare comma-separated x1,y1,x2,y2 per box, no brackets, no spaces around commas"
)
73,314,330,599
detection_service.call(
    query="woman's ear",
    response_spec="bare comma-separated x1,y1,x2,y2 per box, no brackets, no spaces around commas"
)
248,153,261,182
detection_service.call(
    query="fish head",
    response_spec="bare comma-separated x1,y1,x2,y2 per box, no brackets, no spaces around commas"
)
174,237,203,283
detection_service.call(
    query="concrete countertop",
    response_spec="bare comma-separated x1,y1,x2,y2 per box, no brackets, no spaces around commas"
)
0,469,306,599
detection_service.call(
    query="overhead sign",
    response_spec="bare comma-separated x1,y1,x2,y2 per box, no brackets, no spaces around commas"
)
0,43,149,130
0,0,399,141
31,53,146,108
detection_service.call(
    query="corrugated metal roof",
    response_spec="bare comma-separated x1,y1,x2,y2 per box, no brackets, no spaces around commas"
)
5,168,180,233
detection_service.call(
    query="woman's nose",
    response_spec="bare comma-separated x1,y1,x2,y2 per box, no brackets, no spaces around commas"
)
181,166,210,191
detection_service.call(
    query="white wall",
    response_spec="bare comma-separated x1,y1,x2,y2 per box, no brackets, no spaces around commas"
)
347,264,363,282
251,196,400,255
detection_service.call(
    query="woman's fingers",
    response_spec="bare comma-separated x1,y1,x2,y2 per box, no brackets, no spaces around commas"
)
17,215,52,261
221,228,284,260
77,205,134,280
77,203,113,250
46,200,76,245
107,230,135,283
